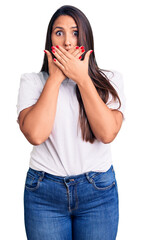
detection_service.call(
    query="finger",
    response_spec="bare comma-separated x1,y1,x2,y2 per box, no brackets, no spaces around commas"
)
68,46,85,60
84,50,93,63
44,50,53,62
73,47,86,61
75,46,85,58
70,46,85,59
68,46,80,55
53,58,65,72
55,45,73,60
51,48,67,65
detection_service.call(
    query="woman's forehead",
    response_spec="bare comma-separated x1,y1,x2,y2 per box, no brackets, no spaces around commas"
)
52,15,77,29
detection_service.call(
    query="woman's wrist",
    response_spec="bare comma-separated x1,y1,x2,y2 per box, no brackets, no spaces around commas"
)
48,74,64,85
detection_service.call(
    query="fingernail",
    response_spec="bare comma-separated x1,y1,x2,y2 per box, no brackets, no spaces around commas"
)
52,50,56,53
79,56,82,59
56,45,59,49
90,50,93,53
82,49,85,52
53,58,56,62
81,46,84,49
76,46,79,49
44,50,47,53
51,46,55,49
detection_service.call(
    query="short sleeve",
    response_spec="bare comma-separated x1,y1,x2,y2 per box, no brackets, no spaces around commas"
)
105,70,126,120
16,72,43,123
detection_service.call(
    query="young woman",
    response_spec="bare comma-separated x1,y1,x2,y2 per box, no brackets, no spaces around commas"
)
16,5,126,240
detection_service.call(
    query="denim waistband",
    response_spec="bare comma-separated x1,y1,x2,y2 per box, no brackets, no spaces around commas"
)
28,165,114,184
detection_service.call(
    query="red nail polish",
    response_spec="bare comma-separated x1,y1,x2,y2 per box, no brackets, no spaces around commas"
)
81,46,84,49
79,56,82,59
82,49,85,52
76,46,79,49
52,50,56,53
51,46,55,49
56,45,59,49
44,50,47,53
90,50,93,53
53,58,56,62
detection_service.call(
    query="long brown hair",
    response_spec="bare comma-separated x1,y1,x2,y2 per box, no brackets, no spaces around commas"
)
40,5,121,143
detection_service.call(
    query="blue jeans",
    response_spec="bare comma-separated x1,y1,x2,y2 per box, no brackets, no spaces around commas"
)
24,165,119,240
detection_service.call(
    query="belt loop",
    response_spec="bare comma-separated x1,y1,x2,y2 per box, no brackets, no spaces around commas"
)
39,171,45,182
85,172,93,183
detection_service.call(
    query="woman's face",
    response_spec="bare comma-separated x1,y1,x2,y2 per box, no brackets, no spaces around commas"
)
51,15,78,51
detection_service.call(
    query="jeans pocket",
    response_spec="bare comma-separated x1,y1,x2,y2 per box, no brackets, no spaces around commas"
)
25,168,44,192
91,166,116,191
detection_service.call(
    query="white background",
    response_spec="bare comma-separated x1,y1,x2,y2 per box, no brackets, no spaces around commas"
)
1,0,141,239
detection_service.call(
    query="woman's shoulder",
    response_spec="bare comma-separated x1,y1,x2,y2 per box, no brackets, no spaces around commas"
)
20,71,48,87
20,71,47,79
102,69,123,80
102,69,124,89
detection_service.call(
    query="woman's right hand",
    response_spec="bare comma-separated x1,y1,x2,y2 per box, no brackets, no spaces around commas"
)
44,46,85,84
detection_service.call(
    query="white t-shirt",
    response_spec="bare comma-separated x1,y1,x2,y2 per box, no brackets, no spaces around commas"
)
16,70,126,176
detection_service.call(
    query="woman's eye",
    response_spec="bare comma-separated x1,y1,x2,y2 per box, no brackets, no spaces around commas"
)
56,31,63,36
73,31,78,36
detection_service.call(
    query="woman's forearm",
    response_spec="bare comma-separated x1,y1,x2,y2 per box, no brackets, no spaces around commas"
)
22,75,62,145
77,75,118,143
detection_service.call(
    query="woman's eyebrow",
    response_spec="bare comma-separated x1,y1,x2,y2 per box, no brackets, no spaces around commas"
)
53,26,78,31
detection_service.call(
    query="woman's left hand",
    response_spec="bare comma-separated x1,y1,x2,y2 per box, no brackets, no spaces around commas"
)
52,45,93,85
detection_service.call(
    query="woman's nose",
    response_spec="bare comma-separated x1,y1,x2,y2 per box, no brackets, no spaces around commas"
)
64,35,71,46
